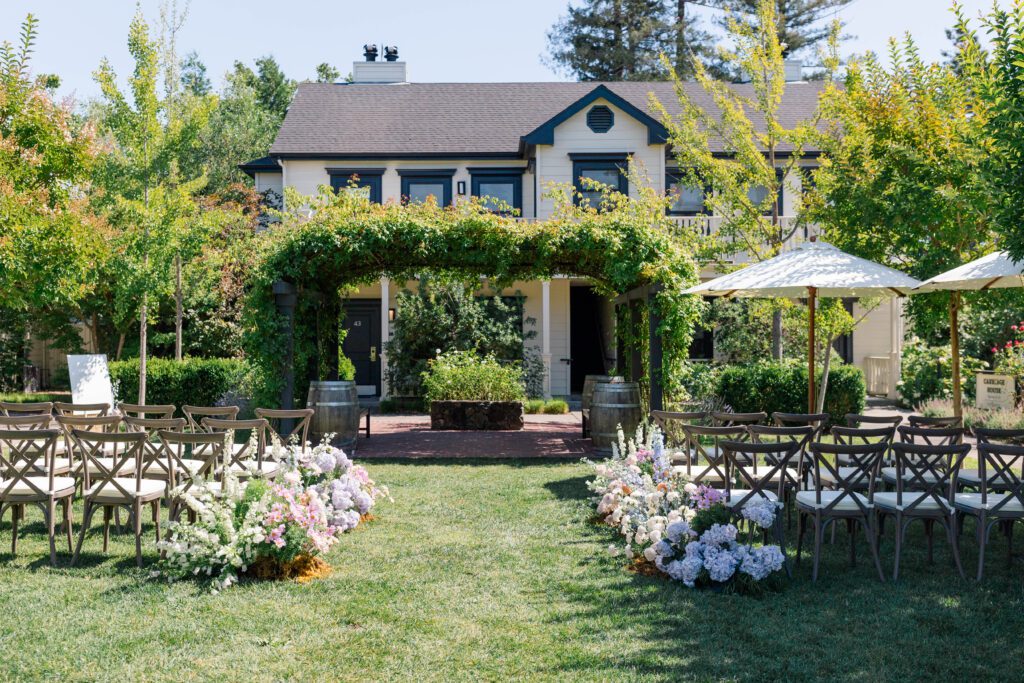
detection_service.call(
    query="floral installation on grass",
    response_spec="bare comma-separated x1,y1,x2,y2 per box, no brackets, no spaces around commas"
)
154,434,389,592
586,424,785,594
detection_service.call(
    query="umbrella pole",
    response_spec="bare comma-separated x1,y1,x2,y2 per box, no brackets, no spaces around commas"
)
808,286,817,413
950,292,962,420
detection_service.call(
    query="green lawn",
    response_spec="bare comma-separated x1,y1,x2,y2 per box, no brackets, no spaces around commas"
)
2,459,1023,681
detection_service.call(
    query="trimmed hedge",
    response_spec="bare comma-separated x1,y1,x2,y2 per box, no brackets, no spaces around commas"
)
109,357,254,415
716,361,866,425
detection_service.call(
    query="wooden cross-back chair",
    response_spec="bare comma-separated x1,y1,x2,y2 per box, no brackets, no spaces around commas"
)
773,412,829,433
0,415,73,477
55,415,125,481
54,402,110,418
157,430,228,521
712,411,766,427
908,414,962,429
650,410,708,459
954,441,1024,581
957,427,1024,492
123,416,186,481
876,441,970,580
680,424,747,487
120,403,176,420
0,401,53,418
0,428,75,565
796,441,887,582
749,424,814,524
182,405,239,433
846,413,903,430
201,417,280,479
255,408,315,451
69,430,163,567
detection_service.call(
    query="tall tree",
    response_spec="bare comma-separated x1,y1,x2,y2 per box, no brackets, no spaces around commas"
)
955,1,1024,262
546,0,677,80
180,50,210,96
652,0,826,358
714,0,853,57
231,56,296,118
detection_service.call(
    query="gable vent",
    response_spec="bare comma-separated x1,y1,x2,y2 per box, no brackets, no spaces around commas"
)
586,105,614,133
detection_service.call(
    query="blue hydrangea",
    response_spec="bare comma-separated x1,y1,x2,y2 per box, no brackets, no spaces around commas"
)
741,499,778,530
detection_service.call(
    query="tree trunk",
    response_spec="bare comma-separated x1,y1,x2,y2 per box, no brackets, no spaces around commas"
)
772,309,783,360
676,0,688,74
115,332,126,361
91,312,101,354
613,0,625,79
175,253,183,362
816,337,834,414
139,293,147,405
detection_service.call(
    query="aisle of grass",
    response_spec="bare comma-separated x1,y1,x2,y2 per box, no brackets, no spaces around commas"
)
1,459,1024,681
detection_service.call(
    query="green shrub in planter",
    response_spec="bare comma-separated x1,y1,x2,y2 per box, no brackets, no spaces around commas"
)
524,399,545,414
421,350,525,403
897,338,985,408
109,357,254,415
542,399,569,414
716,360,865,425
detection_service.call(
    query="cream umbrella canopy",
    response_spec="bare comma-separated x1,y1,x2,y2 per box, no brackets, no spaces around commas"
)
915,250,1024,418
685,241,922,411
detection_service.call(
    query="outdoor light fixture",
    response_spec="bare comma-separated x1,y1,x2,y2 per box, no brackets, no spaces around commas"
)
388,308,396,321
457,181,467,195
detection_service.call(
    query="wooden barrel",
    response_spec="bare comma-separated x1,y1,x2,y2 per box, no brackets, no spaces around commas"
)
590,381,642,455
582,375,624,413
306,381,360,450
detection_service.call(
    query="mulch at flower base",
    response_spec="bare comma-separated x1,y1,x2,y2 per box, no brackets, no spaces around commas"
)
627,557,668,579
247,555,333,584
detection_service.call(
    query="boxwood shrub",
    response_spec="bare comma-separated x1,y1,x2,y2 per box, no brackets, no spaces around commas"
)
716,360,866,425
109,357,254,415
421,350,525,403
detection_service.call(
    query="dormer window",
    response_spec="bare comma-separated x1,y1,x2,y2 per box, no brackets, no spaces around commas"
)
586,105,614,133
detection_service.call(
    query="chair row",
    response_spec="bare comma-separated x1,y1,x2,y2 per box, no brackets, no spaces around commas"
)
678,431,1024,583
0,407,316,567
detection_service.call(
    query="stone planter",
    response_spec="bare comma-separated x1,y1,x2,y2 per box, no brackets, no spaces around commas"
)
429,400,524,431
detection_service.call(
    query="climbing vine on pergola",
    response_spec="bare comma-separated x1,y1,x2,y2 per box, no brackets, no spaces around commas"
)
243,188,702,409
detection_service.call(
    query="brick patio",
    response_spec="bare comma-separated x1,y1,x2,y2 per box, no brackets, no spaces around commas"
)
353,412,592,459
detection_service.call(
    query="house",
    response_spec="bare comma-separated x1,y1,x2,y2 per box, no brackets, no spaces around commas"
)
242,48,903,401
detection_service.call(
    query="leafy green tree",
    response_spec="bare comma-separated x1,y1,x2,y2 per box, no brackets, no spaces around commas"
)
0,14,107,387
954,2,1024,262
180,50,210,96
652,0,827,358
315,62,340,83
231,56,296,119
714,0,853,57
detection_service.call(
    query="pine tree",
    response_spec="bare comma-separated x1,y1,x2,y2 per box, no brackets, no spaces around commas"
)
546,0,672,80
715,0,853,57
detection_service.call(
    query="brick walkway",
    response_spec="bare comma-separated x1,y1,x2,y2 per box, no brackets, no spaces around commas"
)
353,412,592,459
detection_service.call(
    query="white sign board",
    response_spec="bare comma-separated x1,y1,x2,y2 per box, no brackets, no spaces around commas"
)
67,354,115,408
976,372,1016,411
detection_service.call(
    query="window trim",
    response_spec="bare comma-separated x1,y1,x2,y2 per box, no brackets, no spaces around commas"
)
571,155,629,208
747,169,785,216
665,170,709,216
397,168,456,207
468,167,524,214
327,168,384,203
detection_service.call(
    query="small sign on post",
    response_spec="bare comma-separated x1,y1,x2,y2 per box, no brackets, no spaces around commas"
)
976,372,1016,411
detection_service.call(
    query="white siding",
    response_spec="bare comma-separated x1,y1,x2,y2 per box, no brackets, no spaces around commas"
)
254,171,283,196
534,97,664,218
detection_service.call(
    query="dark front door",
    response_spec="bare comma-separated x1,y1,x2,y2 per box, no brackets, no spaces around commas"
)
570,286,609,393
343,301,381,396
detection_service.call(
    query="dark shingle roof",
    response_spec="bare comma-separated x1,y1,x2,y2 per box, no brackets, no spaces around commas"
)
269,81,826,158
238,155,280,176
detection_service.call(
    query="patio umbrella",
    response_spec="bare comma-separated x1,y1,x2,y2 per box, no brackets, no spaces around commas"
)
684,241,922,411
915,250,1024,418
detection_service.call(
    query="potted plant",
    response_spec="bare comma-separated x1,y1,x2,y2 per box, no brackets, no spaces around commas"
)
422,350,525,430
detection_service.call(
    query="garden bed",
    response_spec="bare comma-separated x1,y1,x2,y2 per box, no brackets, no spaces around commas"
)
429,400,524,431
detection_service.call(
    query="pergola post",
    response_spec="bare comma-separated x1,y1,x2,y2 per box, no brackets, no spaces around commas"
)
648,285,664,412
273,280,298,414
380,277,390,399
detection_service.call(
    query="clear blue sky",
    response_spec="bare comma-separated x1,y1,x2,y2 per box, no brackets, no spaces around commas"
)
0,0,1007,102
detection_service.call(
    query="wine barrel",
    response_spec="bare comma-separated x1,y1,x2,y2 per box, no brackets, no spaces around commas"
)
590,381,642,455
306,381,360,450
581,375,624,414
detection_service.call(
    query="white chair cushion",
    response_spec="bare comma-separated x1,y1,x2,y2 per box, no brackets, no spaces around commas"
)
725,489,779,506
955,492,1024,513
874,491,951,512
736,466,799,483
880,467,943,485
0,476,76,497
77,457,137,476
956,469,1023,488
229,461,282,478
796,490,871,511
672,465,726,482
85,478,165,503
